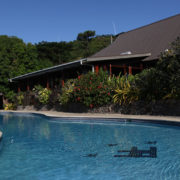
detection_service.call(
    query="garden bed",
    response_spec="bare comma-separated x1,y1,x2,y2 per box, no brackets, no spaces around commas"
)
16,99,180,116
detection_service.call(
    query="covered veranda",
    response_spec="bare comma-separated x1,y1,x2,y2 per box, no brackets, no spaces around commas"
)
10,53,151,93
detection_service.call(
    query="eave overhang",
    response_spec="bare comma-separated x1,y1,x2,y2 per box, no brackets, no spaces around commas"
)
9,53,152,82
10,59,86,82
86,53,151,62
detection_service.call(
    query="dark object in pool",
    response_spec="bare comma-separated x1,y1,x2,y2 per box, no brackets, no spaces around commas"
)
108,144,118,147
146,141,157,144
114,146,157,158
85,153,98,157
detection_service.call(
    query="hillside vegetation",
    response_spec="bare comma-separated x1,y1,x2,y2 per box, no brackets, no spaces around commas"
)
36,30,114,65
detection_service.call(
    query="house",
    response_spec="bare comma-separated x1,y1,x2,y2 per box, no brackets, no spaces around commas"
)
10,14,180,92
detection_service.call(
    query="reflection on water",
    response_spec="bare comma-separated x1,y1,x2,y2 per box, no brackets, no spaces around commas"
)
0,113,51,141
59,124,75,143
2,113,10,124
18,119,24,132
39,122,50,140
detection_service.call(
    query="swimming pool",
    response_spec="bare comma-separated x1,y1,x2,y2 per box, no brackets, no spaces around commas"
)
0,112,180,180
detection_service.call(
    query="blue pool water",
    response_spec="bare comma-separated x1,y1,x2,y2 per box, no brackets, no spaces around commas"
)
0,112,180,180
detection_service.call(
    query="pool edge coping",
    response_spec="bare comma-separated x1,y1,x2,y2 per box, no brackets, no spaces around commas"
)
0,110,180,123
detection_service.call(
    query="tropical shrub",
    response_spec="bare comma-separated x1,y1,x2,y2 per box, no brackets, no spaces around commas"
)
68,69,114,108
38,88,52,105
16,92,24,105
58,79,75,105
134,68,162,101
5,91,16,103
135,37,180,101
4,103,14,110
156,38,180,99
33,85,52,105
113,75,139,105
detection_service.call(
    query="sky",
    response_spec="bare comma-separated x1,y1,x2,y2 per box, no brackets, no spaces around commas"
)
0,0,179,44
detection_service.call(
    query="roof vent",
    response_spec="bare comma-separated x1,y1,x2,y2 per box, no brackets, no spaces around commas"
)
120,51,132,55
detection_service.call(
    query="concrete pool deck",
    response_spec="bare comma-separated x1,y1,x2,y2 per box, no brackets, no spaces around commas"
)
1,110,180,123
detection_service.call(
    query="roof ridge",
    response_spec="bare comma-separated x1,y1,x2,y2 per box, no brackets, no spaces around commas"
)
119,13,180,37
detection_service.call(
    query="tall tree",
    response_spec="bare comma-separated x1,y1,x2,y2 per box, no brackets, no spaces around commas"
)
0,35,50,100
36,41,73,65
77,30,95,41
77,30,96,57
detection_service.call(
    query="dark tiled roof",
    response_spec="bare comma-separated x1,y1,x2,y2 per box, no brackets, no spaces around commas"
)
91,14,180,61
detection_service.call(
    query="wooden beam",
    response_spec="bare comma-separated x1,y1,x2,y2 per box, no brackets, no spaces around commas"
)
26,80,30,91
46,79,50,89
27,84,30,91
110,64,112,77
95,65,99,74
18,83,21,92
123,64,127,75
111,65,124,68
18,87,21,93
61,80,64,87
128,66,132,75
111,64,143,70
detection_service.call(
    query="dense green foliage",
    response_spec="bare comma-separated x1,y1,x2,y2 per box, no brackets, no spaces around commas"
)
59,70,114,107
36,32,114,65
113,75,139,105
0,31,114,101
58,79,75,105
0,35,50,100
38,88,52,105
135,37,180,101
134,68,161,101
16,92,24,105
